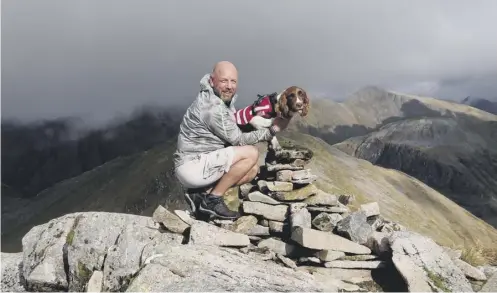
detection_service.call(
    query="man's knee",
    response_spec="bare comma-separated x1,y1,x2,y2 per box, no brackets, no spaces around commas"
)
232,145,259,163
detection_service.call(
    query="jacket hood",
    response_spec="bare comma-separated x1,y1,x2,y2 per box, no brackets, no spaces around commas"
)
199,73,239,105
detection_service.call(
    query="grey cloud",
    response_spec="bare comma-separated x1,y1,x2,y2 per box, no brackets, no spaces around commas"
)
2,0,497,125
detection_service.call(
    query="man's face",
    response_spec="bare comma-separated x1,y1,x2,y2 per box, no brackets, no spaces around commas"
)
209,70,238,102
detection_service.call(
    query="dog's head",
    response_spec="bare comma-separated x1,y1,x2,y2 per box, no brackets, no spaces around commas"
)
277,86,310,119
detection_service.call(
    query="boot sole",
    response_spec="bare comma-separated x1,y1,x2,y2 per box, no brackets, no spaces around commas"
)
198,204,239,220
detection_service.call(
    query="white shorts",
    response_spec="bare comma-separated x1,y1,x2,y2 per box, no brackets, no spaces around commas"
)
175,147,235,189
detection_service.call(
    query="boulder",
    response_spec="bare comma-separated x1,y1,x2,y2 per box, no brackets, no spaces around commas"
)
127,244,326,291
291,227,372,254
388,231,473,292
336,211,373,245
1,252,25,292
271,184,318,201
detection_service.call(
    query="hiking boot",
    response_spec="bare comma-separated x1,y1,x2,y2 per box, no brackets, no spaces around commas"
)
184,190,205,213
198,194,241,220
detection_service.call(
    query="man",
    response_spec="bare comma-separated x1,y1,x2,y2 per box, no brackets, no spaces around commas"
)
173,61,286,219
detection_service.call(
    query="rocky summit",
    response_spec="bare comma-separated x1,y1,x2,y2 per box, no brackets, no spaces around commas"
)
2,145,496,292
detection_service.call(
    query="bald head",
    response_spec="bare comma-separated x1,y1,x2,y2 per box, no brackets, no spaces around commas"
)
209,61,238,102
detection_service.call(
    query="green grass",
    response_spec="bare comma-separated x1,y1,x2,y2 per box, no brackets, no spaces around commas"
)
424,267,449,292
278,131,497,250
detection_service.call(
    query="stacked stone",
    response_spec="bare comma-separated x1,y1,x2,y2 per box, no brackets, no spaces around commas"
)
201,145,392,271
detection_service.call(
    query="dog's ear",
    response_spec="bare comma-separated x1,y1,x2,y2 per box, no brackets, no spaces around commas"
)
298,88,310,117
277,89,291,118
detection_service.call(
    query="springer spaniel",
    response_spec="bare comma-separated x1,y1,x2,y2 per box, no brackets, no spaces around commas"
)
235,86,310,150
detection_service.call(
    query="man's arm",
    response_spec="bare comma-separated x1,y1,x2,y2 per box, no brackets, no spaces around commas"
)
204,105,274,146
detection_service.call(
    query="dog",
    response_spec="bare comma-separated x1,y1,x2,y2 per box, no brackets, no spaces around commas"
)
234,86,310,150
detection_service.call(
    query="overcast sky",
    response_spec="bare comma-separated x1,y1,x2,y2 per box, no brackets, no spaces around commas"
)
3,0,497,125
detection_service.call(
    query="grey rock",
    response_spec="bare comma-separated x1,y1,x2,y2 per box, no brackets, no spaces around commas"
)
266,163,305,172
152,205,189,234
276,170,293,182
173,210,195,225
258,180,294,192
389,231,473,292
242,201,288,221
306,267,373,285
101,218,163,292
66,212,154,292
239,183,255,198
246,191,281,205
359,202,380,218
442,246,462,260
258,219,269,227
336,211,373,245
231,215,258,234
365,231,391,256
257,238,297,256
21,213,77,291
337,194,355,206
289,203,312,230
307,206,349,213
247,225,270,236
291,227,371,254
324,260,385,269
87,271,103,292
298,257,321,265
126,244,325,292
1,252,25,292
291,169,313,180
268,221,286,233
292,175,318,185
276,254,298,269
315,250,346,262
454,259,487,281
304,190,338,206
189,221,250,247
480,272,497,292
311,213,342,232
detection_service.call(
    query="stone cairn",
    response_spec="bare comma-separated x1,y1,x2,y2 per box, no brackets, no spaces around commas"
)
154,144,402,273
152,144,491,292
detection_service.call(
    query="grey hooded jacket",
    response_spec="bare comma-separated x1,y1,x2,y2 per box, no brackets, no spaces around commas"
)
173,73,274,168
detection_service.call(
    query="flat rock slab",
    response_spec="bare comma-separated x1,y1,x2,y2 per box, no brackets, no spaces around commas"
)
257,238,297,256
324,260,385,269
454,259,487,281
291,227,371,254
126,244,326,292
258,180,294,192
266,163,305,172
152,205,189,234
189,221,250,247
231,215,258,234
389,231,473,292
304,190,338,206
247,191,281,205
315,250,346,262
308,206,349,213
271,184,318,201
242,201,288,221
359,202,380,218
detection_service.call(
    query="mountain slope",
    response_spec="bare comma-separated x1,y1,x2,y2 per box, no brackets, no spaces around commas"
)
461,96,497,115
288,86,497,145
334,115,497,228
4,131,497,253
1,139,185,252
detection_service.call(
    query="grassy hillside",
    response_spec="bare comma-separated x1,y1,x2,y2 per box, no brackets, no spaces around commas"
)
1,140,185,252
278,132,497,249
4,130,497,253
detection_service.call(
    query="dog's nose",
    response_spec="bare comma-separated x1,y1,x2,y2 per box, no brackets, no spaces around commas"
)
296,102,303,108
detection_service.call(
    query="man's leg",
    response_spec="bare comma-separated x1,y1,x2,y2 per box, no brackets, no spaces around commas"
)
199,145,259,219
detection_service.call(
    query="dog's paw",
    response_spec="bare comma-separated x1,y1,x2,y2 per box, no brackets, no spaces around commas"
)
250,116,273,129
270,137,283,151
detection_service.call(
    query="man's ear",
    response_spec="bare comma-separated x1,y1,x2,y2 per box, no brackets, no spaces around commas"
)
208,74,214,87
